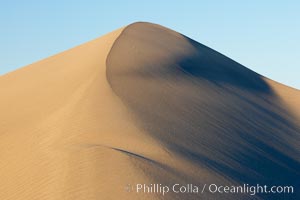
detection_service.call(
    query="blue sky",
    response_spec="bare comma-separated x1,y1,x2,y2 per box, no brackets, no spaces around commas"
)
1,0,299,89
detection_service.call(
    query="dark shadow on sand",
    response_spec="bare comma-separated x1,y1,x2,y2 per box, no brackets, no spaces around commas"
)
106,22,300,200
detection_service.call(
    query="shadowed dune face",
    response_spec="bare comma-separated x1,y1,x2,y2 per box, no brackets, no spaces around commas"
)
107,22,300,199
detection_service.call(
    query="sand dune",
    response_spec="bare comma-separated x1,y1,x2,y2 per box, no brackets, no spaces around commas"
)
0,22,299,199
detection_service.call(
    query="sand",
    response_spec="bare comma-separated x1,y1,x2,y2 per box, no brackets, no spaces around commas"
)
0,22,299,199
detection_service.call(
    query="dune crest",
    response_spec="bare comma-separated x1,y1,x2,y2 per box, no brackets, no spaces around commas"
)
0,22,299,199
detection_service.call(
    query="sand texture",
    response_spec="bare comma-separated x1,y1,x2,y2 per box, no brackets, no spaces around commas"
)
0,22,299,199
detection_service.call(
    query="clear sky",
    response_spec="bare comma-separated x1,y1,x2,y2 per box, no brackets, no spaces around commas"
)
1,0,299,89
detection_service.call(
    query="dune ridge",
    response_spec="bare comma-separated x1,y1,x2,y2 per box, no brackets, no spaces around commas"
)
0,22,299,200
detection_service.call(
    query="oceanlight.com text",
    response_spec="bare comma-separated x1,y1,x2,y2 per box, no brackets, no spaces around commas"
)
125,183,294,196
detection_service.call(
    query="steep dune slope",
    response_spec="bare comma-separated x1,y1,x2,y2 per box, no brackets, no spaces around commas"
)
107,22,300,199
0,22,299,200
